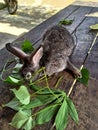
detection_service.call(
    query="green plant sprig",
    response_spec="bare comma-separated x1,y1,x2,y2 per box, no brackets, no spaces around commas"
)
2,39,90,130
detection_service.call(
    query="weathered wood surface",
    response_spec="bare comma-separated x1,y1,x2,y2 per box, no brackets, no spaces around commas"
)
0,3,98,130
85,36,98,79
14,5,79,44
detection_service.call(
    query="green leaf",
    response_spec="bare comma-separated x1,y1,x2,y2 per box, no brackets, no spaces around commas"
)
4,98,22,111
66,96,78,123
36,88,61,95
5,76,21,85
11,85,30,105
23,109,32,116
22,117,35,130
90,24,98,30
23,94,60,109
59,19,73,25
30,84,42,91
12,63,23,79
11,73,22,80
30,85,62,95
36,104,59,125
55,98,68,130
77,68,89,85
10,110,29,129
12,63,23,74
22,40,34,53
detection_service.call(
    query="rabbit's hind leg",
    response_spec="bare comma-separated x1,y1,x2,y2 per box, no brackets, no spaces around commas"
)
67,58,82,78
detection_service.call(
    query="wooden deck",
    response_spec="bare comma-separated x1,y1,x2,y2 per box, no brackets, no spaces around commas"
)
0,2,98,130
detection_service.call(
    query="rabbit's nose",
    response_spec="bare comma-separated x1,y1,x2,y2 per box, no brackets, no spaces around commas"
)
25,72,32,80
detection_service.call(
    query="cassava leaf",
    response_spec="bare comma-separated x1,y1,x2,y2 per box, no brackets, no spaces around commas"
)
10,110,30,129
4,98,22,111
90,24,98,30
11,85,30,105
22,40,34,53
77,68,89,85
12,63,23,74
5,76,21,85
66,96,78,123
30,85,62,95
59,19,73,25
30,84,43,91
55,98,68,130
11,73,22,80
22,117,35,130
36,104,59,125
23,109,32,116
23,94,60,109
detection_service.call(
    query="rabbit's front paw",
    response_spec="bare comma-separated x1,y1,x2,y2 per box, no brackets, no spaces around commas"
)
75,69,82,78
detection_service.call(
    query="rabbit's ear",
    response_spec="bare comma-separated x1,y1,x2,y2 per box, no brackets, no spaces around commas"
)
31,47,43,67
6,43,28,60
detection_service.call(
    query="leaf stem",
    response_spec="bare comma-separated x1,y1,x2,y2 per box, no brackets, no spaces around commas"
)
43,68,64,104
32,104,60,117
50,123,55,130
30,86,48,97
55,76,63,88
67,65,84,97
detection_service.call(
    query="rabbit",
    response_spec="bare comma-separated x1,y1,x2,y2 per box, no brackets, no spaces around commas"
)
6,25,81,80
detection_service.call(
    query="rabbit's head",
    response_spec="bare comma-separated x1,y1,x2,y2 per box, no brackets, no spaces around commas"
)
6,43,43,80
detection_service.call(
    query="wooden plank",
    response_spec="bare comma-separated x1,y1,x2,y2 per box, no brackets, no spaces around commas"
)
71,7,98,67
85,37,98,79
66,6,93,33
14,5,80,44
14,6,93,48
30,6,93,48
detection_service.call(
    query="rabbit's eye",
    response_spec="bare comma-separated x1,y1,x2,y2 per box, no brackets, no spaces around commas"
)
25,72,32,80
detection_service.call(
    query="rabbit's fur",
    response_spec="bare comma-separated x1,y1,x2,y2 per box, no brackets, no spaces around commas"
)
6,25,81,80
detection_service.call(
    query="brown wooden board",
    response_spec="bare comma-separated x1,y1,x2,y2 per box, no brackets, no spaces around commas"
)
65,6,93,33
85,37,98,79
14,6,93,48
14,5,80,44
31,6,93,49
71,7,98,67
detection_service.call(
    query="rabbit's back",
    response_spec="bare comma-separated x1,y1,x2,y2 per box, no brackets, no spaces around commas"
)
42,25,75,56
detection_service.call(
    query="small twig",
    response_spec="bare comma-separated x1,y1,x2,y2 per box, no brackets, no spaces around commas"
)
43,69,63,104
55,76,63,88
67,65,83,97
50,123,55,130
88,32,98,55
89,76,97,81
67,78,77,97
67,32,98,97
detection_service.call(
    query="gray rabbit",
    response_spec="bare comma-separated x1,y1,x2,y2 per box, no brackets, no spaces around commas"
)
6,25,81,80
